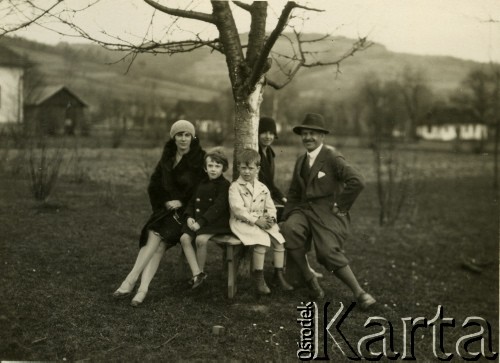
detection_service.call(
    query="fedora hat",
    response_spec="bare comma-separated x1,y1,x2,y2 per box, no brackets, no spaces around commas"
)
293,113,330,135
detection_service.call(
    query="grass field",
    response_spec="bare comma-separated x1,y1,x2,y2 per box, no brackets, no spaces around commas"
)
0,143,498,361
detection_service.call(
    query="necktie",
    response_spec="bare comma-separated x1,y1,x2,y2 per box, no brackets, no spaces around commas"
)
301,154,311,180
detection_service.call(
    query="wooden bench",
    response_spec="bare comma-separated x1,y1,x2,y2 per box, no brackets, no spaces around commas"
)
209,234,243,299
210,206,285,299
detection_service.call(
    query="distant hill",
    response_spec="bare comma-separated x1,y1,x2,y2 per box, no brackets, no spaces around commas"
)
0,35,486,111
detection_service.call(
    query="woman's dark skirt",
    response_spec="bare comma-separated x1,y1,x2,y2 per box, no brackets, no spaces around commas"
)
139,208,185,248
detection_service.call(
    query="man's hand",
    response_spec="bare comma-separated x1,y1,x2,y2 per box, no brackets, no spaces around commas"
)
165,200,182,210
333,203,347,217
255,216,272,229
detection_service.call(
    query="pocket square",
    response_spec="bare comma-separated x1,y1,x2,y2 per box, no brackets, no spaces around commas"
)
318,171,326,179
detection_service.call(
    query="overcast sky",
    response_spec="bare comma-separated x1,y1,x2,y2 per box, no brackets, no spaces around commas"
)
11,0,500,63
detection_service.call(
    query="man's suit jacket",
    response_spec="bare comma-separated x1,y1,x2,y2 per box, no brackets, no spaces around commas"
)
282,144,365,225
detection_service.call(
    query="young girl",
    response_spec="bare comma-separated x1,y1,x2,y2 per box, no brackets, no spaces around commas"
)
180,148,232,288
228,148,293,295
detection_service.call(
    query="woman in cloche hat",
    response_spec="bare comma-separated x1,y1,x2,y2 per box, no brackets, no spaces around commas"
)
113,120,206,306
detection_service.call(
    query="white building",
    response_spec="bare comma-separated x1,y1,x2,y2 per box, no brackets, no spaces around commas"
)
416,123,488,141
0,45,26,124
417,107,488,141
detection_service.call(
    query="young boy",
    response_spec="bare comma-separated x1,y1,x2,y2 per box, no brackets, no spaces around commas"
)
228,148,293,295
180,148,232,288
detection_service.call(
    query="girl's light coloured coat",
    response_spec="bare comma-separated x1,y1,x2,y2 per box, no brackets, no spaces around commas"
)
228,177,285,247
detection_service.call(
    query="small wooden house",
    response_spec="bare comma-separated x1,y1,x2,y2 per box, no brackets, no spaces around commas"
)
0,44,28,125
24,85,88,135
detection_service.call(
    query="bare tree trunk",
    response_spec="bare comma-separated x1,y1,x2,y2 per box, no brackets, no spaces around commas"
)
494,119,499,191
232,78,265,179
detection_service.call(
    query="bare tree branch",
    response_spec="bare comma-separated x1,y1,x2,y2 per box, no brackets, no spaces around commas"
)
302,37,371,67
232,1,252,12
0,0,62,37
246,1,267,68
143,0,215,24
292,4,324,12
246,1,300,91
266,29,371,89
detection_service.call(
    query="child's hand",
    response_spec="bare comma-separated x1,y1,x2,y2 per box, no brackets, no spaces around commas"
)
255,216,272,230
191,222,201,231
265,215,276,226
187,218,200,231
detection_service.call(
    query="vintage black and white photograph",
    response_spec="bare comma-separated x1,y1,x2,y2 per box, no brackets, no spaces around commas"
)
0,0,498,361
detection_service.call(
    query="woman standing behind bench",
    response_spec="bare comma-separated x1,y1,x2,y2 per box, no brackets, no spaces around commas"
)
113,120,206,306
258,117,287,206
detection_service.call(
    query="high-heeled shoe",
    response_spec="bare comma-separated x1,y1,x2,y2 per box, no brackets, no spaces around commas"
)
112,280,135,298
130,290,148,307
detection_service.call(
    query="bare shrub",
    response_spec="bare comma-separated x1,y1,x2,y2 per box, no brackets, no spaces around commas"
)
27,136,64,201
68,142,90,183
100,180,118,209
0,124,28,175
137,148,156,181
373,147,421,226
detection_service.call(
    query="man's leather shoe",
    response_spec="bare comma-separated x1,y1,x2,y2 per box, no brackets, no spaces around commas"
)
357,292,376,310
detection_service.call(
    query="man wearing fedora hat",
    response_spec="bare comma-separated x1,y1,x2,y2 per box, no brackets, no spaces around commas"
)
280,113,376,309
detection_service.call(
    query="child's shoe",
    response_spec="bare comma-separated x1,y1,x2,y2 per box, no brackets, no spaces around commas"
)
192,272,208,289
274,268,294,291
253,270,271,295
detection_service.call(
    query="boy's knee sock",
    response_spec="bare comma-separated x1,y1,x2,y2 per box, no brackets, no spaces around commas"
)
195,235,211,272
273,249,285,269
196,243,207,272
271,238,285,269
252,246,266,271
181,236,200,276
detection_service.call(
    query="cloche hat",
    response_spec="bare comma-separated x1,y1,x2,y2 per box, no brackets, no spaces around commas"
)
170,120,195,139
258,116,278,138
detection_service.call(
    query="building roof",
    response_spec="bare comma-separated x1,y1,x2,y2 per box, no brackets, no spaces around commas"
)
420,106,479,125
25,85,88,107
0,44,30,67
